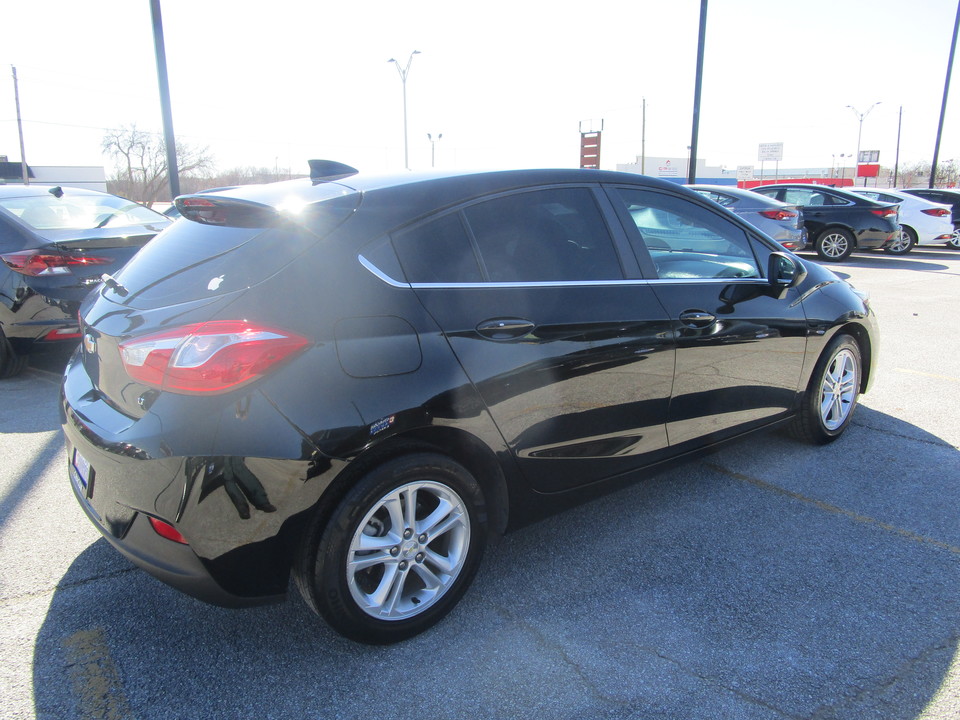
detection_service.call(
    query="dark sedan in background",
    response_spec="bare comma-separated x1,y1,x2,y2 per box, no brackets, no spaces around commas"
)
0,185,170,377
690,184,806,251
752,183,899,261
62,163,877,643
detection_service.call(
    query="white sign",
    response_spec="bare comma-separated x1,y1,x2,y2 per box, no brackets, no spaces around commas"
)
858,150,880,163
657,160,679,177
758,142,784,162
736,165,754,181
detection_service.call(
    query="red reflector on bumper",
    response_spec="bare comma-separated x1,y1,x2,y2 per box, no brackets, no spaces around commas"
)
43,328,82,341
148,516,188,544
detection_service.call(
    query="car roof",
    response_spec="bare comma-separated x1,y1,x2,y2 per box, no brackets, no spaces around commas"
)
902,187,960,195
193,166,695,213
690,184,785,200
752,183,878,201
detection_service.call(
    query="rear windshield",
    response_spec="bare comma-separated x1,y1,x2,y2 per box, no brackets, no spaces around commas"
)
107,193,359,308
0,193,165,231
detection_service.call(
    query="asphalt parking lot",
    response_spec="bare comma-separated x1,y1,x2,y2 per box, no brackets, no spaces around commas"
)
1,247,958,720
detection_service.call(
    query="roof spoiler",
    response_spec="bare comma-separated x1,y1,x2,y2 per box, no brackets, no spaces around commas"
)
308,160,359,185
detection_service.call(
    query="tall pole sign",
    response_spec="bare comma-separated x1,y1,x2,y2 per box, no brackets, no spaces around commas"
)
579,119,603,169
758,142,783,185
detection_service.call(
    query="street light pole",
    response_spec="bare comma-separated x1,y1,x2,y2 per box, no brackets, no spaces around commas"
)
11,66,28,184
427,133,442,168
846,102,881,185
388,51,420,170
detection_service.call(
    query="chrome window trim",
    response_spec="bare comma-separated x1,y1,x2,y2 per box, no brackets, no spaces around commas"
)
358,254,411,288
358,253,770,290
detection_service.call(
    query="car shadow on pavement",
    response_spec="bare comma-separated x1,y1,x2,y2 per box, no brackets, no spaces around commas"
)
32,408,960,720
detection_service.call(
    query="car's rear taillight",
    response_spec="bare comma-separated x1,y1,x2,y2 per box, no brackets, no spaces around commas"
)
871,207,898,218
0,250,113,277
921,207,951,217
118,321,310,395
758,209,798,221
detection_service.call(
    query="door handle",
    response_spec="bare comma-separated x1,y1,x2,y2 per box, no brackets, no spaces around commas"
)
476,318,535,340
678,310,716,329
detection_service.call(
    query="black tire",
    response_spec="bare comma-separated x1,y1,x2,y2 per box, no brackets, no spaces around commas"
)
790,334,862,444
0,329,27,379
885,225,915,255
294,453,487,644
814,228,854,262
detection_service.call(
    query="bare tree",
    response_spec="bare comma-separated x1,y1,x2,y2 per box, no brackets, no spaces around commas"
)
103,125,214,205
895,159,959,188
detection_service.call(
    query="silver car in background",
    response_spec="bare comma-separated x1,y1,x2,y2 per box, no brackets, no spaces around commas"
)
846,187,954,255
689,184,806,251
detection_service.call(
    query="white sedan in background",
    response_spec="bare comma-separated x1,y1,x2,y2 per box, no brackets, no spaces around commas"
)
847,187,954,255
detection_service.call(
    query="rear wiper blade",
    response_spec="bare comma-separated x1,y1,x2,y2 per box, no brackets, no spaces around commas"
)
100,273,128,296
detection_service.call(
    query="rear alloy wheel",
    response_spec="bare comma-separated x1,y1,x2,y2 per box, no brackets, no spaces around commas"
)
0,329,27,379
814,228,854,262
885,225,915,255
948,227,960,249
790,334,862,444
295,453,487,644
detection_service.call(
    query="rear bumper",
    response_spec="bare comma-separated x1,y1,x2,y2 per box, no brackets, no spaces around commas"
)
1,289,80,350
859,230,896,250
60,353,324,608
68,467,281,607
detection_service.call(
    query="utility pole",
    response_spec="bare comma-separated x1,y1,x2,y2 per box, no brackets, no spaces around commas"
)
688,0,708,184
150,0,180,199
930,0,959,188
641,97,646,174
893,106,902,188
11,66,28,184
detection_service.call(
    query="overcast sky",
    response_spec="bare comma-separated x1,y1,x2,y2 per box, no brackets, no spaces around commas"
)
3,0,958,178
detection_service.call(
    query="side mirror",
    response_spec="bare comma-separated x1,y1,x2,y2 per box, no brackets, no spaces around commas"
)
768,252,807,293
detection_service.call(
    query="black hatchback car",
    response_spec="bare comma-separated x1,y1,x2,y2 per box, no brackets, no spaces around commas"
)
62,163,878,643
0,185,170,377
751,183,899,261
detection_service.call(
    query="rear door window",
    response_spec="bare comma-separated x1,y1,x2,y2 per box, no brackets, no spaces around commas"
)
463,187,623,282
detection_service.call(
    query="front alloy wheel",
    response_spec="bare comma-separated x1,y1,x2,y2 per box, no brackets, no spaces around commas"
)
790,334,862,444
818,347,859,431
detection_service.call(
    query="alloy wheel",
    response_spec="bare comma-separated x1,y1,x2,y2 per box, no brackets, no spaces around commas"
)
819,232,850,260
949,228,960,249
819,348,859,431
346,480,471,621
887,227,913,254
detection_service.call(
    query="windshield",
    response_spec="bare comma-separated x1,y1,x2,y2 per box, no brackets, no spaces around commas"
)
0,193,166,231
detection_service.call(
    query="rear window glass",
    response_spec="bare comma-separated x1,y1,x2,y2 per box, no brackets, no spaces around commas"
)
107,191,360,309
109,222,317,309
0,193,165,231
